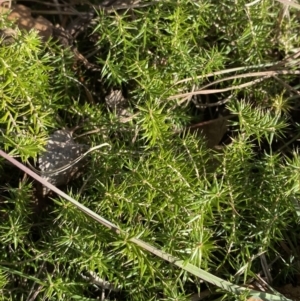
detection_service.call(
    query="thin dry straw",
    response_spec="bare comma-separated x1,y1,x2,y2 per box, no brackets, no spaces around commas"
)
168,70,300,100
275,0,300,10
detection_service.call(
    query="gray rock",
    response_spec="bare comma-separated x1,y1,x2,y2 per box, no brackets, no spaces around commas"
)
38,129,89,194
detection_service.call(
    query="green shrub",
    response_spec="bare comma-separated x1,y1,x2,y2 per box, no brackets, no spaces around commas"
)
1,1,300,300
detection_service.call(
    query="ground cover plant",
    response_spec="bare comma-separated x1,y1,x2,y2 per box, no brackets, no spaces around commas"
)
1,0,300,300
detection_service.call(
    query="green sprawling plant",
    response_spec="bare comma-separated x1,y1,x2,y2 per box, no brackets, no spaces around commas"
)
1,0,300,300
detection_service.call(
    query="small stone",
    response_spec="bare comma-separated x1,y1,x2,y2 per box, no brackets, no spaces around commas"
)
38,129,89,195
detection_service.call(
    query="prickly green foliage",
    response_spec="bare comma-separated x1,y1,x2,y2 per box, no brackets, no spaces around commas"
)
227,100,288,145
95,1,226,99
0,25,55,159
1,1,300,301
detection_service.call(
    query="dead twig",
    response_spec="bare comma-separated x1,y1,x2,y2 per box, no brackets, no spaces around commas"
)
275,0,300,10
168,70,300,101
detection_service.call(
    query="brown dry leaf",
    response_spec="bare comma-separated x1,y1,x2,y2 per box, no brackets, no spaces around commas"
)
190,116,228,148
0,4,53,40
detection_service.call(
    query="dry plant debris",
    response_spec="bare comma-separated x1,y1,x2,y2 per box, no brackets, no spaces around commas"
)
0,4,53,40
